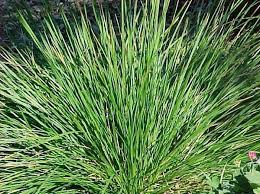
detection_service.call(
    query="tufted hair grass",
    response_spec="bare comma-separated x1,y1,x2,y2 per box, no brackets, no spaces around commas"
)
0,0,259,193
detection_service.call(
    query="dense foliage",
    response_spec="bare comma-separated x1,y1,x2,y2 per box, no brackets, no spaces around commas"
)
0,0,259,193
207,155,260,194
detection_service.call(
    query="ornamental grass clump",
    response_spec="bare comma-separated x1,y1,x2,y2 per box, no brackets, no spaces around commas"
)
0,0,259,193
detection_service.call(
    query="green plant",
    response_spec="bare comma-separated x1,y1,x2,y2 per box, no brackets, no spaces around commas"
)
0,0,259,193
207,153,260,194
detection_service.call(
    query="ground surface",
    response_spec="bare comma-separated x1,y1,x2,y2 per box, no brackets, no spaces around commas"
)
0,0,119,47
0,0,199,47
